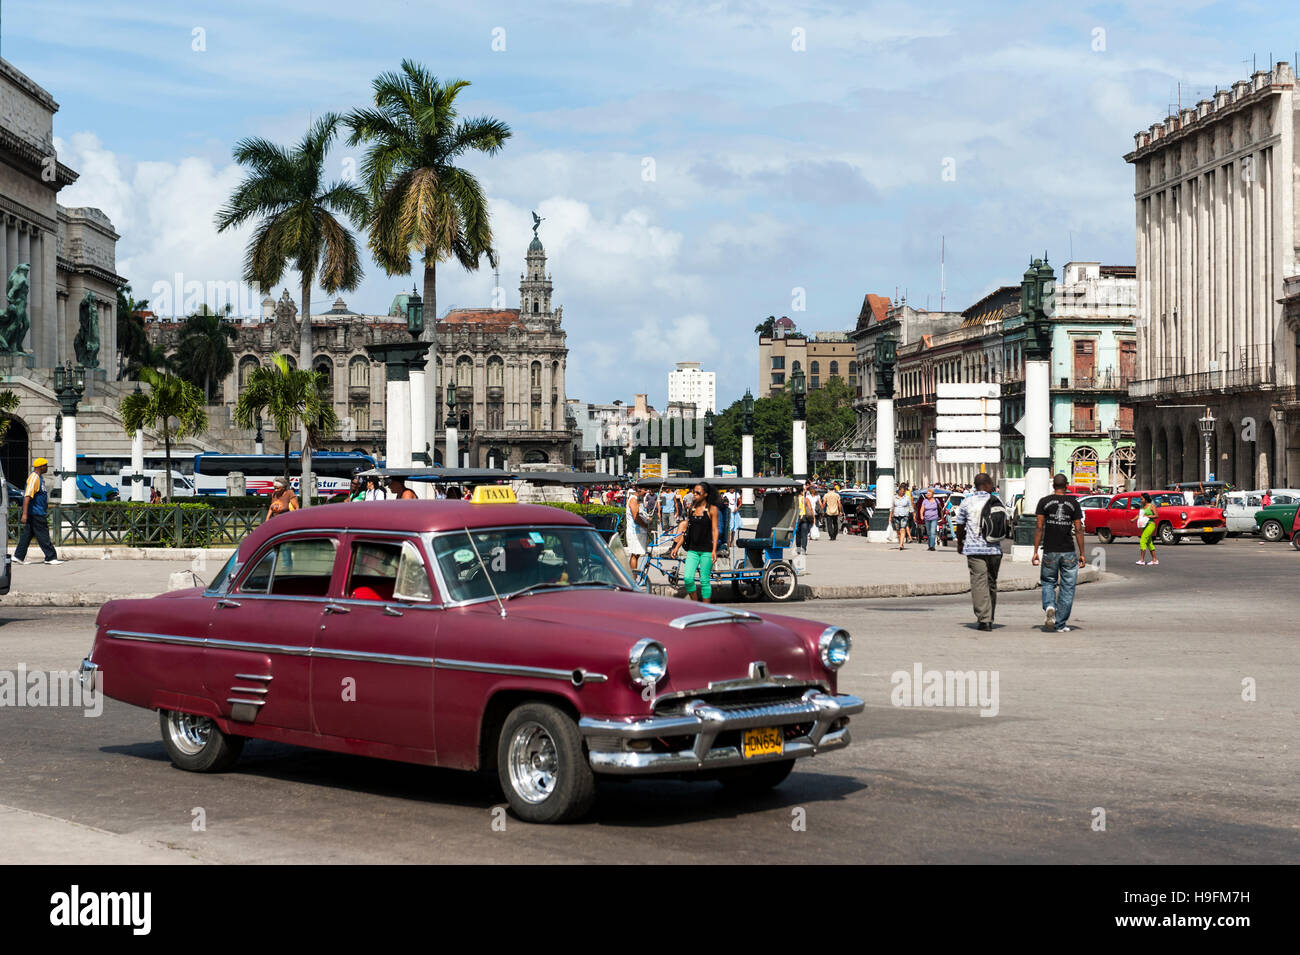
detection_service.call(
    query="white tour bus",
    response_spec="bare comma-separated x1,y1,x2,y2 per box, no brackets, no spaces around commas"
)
192,452,376,496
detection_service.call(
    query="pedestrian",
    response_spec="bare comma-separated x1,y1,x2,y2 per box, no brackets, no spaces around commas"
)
1262,488,1273,507
14,457,62,565
1137,492,1159,565
362,475,386,501
955,472,1005,631
723,487,740,546
388,477,418,500
1032,474,1087,633
823,483,842,540
678,482,718,603
443,483,462,500
625,484,651,572
891,485,911,550
921,487,940,550
149,484,162,504
265,477,299,521
796,481,815,553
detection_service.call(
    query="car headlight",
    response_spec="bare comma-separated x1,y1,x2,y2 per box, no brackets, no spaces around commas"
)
628,639,667,686
1180,511,1188,521
818,626,851,670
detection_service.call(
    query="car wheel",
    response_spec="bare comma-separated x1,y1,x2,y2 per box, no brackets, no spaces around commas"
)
497,702,595,824
761,561,798,601
1261,519,1284,543
1292,533,1300,551
1095,527,1113,544
1157,522,1176,546
159,709,244,773
733,578,762,601
719,759,796,792
1201,532,1225,544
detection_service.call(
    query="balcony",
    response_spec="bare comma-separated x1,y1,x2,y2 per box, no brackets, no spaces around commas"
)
1128,362,1276,399
1070,419,1101,433
896,392,934,408
1054,373,1131,391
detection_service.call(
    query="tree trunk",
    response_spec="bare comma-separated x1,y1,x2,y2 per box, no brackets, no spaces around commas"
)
163,428,173,500
299,275,313,374
423,254,437,459
283,440,291,484
300,423,312,509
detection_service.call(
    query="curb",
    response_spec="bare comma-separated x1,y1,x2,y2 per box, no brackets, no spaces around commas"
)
2,592,160,607
41,547,236,561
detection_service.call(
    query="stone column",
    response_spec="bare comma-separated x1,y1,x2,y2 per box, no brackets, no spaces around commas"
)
0,218,8,287
703,443,714,479
866,398,895,543
26,230,40,356
131,428,145,502
61,412,78,503
741,434,754,507
660,451,668,479
409,357,429,497
366,341,428,473
792,419,807,481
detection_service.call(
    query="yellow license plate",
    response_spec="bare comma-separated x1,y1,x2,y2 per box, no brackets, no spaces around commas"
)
742,726,784,759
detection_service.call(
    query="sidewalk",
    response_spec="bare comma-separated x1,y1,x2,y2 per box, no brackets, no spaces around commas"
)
642,531,1106,600
2,556,215,606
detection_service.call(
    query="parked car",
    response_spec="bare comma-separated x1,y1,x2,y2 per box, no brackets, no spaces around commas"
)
1223,489,1300,536
1255,501,1300,542
80,492,864,823
1084,491,1227,544
1075,494,1112,512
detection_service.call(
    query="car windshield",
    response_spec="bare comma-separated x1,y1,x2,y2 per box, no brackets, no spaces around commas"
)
429,525,634,603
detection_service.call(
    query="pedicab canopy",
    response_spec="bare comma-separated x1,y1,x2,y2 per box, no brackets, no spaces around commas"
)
632,477,802,490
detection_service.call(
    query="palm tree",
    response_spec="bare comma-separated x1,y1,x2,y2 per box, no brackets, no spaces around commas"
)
174,307,238,402
346,61,510,446
233,353,338,507
115,285,168,378
214,114,368,372
0,389,20,444
119,368,208,499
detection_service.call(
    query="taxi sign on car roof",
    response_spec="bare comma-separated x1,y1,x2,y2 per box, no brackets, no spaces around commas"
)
471,485,517,504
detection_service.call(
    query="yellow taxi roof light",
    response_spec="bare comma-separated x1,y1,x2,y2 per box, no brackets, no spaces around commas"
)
471,486,517,504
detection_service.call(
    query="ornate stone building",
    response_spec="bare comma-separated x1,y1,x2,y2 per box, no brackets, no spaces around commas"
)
146,231,577,467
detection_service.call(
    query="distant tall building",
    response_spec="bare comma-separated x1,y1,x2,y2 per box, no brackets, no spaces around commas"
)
668,361,715,415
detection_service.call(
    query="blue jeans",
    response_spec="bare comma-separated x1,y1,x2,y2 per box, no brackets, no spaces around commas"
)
1040,552,1078,628
924,518,938,548
796,518,811,552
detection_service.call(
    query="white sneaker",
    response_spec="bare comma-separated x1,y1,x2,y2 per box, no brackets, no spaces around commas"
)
1045,606,1056,629
44,558,65,565
12,557,25,565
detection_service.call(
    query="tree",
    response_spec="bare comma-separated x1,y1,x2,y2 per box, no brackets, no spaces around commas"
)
233,352,339,505
119,368,208,499
753,394,794,475
346,60,510,446
806,376,857,452
174,307,238,402
215,115,368,372
754,315,777,337
0,389,19,444
115,284,168,378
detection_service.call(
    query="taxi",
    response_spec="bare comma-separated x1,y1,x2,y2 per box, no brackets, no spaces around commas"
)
79,486,863,824
1084,490,1227,545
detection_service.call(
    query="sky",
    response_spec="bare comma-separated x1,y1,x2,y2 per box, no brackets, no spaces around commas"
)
5,0,1297,408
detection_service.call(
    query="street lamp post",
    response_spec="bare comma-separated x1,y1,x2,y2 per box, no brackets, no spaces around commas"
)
1197,408,1216,483
1108,424,1123,491
405,287,430,486
1012,256,1056,554
703,410,715,478
53,361,86,503
926,430,936,487
445,382,458,471
129,382,147,502
790,367,808,481
867,334,898,542
741,389,755,510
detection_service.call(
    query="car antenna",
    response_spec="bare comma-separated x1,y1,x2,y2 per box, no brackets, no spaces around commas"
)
464,526,507,618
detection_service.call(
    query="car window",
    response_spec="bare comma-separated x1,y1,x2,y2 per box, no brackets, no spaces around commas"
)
238,537,338,598
1274,494,1295,504
395,540,435,602
1111,497,1129,510
430,526,631,603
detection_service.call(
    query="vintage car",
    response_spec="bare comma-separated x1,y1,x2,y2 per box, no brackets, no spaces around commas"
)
79,491,863,824
1083,490,1227,544
1254,500,1300,542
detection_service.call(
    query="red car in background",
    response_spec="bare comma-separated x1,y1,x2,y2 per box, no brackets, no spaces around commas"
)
79,494,863,823
1083,491,1227,545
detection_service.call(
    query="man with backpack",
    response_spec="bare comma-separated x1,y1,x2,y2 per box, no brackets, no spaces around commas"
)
1031,473,1087,632
954,472,1009,631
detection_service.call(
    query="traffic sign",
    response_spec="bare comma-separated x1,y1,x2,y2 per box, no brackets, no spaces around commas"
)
936,398,1001,416
936,414,1000,431
937,383,1000,399
936,431,1000,448
936,447,1002,463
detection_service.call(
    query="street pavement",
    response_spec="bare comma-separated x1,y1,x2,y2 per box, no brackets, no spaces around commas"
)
0,535,1294,863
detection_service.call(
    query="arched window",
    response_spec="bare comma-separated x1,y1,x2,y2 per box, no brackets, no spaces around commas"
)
811,361,820,375
524,449,548,464
238,356,260,389
533,301,539,314
530,361,542,388
487,356,504,388
456,356,473,389
792,360,801,372
848,361,857,376
348,356,369,389
314,356,333,395
829,360,838,376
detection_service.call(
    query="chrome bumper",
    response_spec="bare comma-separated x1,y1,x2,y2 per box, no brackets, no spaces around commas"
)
579,689,865,775
79,657,98,692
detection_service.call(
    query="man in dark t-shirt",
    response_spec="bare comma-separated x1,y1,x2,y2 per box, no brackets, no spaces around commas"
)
1032,473,1086,633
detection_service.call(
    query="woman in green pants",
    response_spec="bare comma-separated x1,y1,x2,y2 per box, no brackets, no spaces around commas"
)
678,482,719,602
1137,492,1159,565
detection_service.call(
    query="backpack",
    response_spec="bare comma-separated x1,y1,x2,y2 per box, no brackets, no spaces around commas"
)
979,495,1011,542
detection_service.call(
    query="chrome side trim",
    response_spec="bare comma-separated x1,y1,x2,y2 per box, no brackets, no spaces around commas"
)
234,673,272,681
434,658,607,684
668,608,762,629
207,637,311,657
229,686,269,694
226,697,266,707
108,629,205,647
107,629,431,667
314,647,433,668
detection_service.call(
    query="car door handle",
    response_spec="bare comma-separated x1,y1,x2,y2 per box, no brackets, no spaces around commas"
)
217,599,241,609
324,604,351,615
383,605,404,617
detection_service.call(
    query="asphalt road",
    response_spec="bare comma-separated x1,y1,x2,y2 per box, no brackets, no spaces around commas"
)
1,535,1296,863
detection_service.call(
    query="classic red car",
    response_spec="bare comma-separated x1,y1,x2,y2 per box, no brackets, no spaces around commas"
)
79,494,862,823
1083,490,1227,545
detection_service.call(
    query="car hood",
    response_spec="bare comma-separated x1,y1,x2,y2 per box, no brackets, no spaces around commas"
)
500,589,828,688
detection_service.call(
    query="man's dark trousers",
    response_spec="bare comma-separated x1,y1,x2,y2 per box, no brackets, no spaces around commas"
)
15,514,57,562
966,553,1001,624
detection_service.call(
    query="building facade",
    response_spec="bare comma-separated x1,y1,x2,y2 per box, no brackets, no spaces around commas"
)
758,330,857,398
667,361,715,414
1125,61,1299,489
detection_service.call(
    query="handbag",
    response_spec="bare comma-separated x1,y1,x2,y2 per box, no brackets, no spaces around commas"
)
1137,511,1150,528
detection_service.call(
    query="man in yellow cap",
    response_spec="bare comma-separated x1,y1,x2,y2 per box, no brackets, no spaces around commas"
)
15,457,62,564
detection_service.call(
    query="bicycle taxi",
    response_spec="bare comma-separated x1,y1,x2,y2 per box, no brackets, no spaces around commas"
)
629,477,803,601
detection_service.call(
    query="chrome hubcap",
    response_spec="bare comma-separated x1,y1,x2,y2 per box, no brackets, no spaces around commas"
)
167,712,213,755
508,721,559,804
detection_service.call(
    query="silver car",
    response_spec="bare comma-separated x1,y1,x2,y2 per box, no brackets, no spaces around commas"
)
1223,489,1300,535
